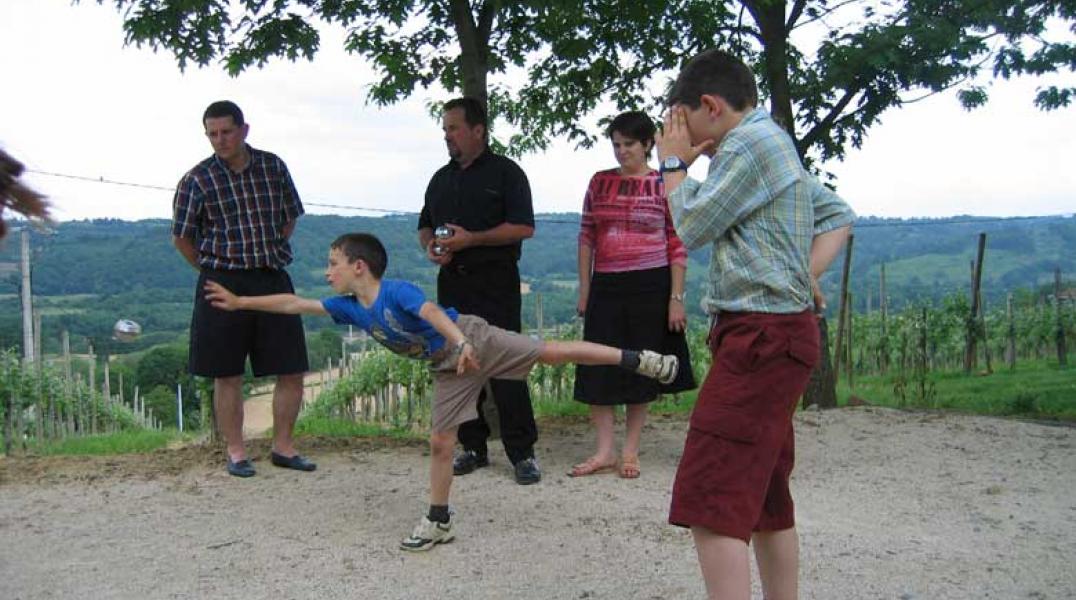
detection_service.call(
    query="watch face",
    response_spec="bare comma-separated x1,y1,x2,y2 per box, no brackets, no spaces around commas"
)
663,157,685,170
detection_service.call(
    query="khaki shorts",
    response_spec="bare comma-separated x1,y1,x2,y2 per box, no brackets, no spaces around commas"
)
428,315,542,432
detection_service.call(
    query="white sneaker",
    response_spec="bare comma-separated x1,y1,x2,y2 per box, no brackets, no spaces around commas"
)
636,350,679,384
400,516,454,552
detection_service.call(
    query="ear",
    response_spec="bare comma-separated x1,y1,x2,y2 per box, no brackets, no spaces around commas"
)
699,94,724,120
239,123,250,139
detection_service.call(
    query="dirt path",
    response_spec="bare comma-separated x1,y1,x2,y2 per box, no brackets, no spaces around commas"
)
243,371,340,437
1,407,1074,599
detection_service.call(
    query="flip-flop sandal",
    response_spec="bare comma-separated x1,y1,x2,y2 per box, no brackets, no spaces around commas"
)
568,457,617,477
619,455,641,479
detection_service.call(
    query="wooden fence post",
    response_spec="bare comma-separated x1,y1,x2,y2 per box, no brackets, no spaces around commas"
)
880,263,889,374
1057,267,1068,367
1004,293,1015,370
964,233,986,374
832,235,854,384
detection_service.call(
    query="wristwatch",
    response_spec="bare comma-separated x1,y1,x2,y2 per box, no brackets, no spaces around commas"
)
660,156,688,174
670,293,685,302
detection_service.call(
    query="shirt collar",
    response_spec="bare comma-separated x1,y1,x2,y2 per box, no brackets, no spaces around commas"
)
447,147,491,171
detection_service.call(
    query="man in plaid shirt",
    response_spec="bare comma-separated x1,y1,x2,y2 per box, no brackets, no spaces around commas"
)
172,100,314,478
657,50,855,599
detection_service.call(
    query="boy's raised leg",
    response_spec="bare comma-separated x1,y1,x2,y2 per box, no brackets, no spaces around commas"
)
538,341,678,384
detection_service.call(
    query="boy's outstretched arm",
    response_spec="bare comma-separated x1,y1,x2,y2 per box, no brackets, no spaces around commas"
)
418,301,479,375
204,280,329,316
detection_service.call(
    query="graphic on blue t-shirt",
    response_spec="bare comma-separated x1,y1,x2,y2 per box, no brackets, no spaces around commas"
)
320,279,459,359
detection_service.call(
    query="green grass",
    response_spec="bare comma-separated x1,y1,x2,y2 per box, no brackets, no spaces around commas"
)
838,357,1076,420
26,429,187,456
294,416,423,440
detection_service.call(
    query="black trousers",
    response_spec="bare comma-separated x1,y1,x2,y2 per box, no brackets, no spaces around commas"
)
438,260,537,464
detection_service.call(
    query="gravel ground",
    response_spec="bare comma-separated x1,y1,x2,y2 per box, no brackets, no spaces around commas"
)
1,406,1074,599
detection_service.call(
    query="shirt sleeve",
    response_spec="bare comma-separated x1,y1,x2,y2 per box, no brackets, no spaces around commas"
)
662,195,689,267
278,159,304,222
171,172,203,239
418,176,435,230
810,178,856,234
502,160,535,227
321,296,356,326
667,144,792,250
577,174,597,249
392,281,429,318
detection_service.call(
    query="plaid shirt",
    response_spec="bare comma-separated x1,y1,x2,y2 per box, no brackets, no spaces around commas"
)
172,145,304,270
668,108,855,314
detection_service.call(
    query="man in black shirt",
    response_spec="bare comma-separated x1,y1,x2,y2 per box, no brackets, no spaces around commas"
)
417,97,541,485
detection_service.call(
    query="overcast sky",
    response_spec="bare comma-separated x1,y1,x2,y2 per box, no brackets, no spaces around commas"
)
2,0,1074,223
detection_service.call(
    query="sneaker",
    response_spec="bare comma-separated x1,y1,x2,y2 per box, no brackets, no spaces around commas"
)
513,457,542,485
636,350,679,385
452,449,490,476
400,516,454,552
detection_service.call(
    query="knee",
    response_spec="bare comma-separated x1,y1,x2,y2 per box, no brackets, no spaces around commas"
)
429,432,455,459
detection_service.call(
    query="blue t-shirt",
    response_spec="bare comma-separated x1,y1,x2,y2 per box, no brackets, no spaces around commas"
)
321,279,459,359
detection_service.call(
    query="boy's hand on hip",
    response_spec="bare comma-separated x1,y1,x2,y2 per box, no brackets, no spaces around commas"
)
456,343,480,375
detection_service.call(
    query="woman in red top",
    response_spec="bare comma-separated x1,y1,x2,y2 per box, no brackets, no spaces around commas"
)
571,111,695,478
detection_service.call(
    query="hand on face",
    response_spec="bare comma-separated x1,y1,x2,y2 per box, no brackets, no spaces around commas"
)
656,106,715,166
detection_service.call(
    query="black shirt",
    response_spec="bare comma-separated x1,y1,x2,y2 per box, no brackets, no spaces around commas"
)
418,150,534,265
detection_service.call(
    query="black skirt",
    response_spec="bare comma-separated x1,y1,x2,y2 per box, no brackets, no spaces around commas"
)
573,266,696,406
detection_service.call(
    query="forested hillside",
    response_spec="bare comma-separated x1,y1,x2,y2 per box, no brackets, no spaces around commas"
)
0,214,1072,356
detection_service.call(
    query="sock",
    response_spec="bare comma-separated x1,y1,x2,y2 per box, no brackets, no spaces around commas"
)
428,504,450,523
620,350,641,371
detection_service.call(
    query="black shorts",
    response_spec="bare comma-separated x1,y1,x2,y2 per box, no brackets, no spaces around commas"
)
189,268,309,378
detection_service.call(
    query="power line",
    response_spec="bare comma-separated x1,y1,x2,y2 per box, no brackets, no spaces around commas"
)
24,168,1072,227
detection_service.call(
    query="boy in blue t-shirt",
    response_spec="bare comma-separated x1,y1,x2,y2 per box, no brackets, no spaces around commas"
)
204,232,679,552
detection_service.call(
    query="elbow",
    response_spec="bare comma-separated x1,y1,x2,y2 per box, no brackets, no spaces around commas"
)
519,225,535,240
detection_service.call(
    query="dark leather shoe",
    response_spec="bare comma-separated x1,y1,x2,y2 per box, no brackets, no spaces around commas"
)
513,457,541,485
270,452,317,472
226,458,256,478
452,450,490,476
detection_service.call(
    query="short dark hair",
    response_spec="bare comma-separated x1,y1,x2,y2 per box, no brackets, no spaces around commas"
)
606,111,657,156
666,49,758,111
331,232,388,278
203,101,245,127
443,97,488,131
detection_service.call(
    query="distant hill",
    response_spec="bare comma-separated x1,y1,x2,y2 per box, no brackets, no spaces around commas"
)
0,213,1072,353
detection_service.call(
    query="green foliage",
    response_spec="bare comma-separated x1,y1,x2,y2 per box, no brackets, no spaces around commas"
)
294,416,421,440
82,1,1074,163
307,328,343,372
838,357,1076,420
27,429,183,456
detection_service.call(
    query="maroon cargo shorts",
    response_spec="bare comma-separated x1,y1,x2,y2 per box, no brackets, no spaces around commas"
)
669,310,819,542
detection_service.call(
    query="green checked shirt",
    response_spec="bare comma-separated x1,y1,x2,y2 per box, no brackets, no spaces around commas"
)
668,108,855,315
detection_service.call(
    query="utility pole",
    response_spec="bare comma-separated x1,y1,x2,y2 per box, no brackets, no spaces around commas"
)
20,228,34,365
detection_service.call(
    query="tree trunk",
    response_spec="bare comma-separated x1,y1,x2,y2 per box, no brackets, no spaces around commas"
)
449,0,495,107
744,1,796,141
803,317,837,409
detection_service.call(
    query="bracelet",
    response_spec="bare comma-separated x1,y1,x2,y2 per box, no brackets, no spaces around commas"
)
670,293,685,302
455,339,471,352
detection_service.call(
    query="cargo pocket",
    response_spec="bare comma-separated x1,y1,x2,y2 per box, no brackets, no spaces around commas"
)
689,407,759,444
786,337,819,370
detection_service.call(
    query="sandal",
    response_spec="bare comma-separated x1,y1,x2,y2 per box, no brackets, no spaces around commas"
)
568,456,617,477
619,455,641,479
